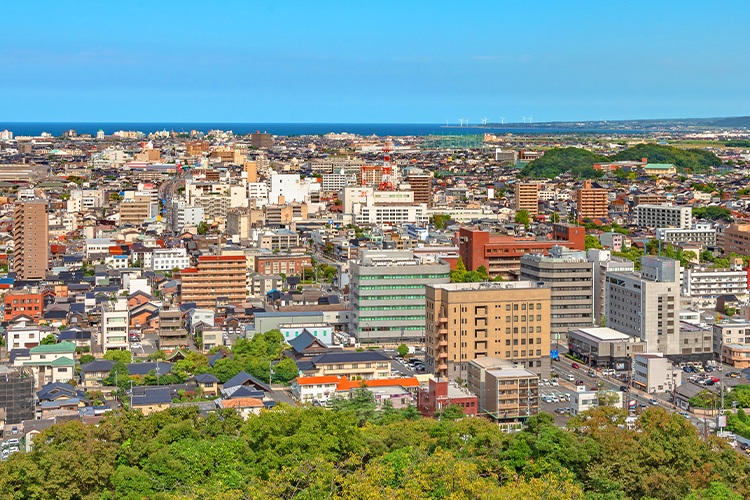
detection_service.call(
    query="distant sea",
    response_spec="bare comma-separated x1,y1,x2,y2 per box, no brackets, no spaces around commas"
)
0,122,629,137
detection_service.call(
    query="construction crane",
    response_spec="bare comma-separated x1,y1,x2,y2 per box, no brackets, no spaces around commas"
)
378,141,394,191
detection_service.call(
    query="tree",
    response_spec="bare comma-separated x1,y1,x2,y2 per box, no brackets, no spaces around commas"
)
197,221,209,235
104,361,130,390
597,389,621,407
438,404,465,421
549,212,560,223
450,257,467,283
40,334,57,345
585,235,602,251
515,209,531,227
79,354,96,364
273,357,299,383
147,350,166,361
104,350,132,364
397,344,409,357
685,482,743,500
476,265,489,280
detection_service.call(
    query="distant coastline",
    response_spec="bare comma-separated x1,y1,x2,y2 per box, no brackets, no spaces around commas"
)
1,117,748,137
0,122,652,137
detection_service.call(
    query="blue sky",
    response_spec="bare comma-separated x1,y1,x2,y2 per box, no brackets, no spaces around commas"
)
1,0,748,123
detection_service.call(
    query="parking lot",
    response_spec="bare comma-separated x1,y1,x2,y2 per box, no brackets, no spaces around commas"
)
1,438,22,461
538,386,575,426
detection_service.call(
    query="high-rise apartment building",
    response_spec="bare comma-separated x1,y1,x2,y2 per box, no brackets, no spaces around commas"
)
425,281,552,381
180,255,247,308
634,204,692,229
575,180,608,220
406,170,432,208
350,250,450,344
587,249,635,326
520,247,594,344
514,182,539,215
605,256,680,355
13,200,49,280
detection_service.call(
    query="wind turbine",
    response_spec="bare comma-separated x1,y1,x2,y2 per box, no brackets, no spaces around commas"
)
482,117,488,125
458,118,464,127
522,117,528,123
500,117,505,125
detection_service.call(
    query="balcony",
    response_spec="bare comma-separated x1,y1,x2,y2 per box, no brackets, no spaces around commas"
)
437,352,448,359
437,364,448,371
437,328,447,336
437,316,448,324
438,340,448,347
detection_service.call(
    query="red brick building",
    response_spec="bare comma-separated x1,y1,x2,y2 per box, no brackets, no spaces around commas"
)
255,254,311,276
4,289,44,322
416,378,478,418
457,223,585,280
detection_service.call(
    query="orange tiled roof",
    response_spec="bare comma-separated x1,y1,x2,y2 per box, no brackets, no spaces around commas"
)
220,397,263,408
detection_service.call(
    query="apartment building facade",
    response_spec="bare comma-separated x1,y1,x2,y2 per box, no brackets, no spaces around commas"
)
13,200,49,280
656,225,716,247
100,299,129,351
4,289,44,322
151,248,191,272
514,182,539,215
634,204,692,229
254,253,311,276
575,180,608,219
467,357,539,423
724,223,750,255
520,247,594,344
180,255,248,308
683,267,748,308
425,281,552,382
350,250,449,343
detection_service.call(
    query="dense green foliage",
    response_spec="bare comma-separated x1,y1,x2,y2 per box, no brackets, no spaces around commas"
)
693,206,733,221
0,406,747,500
725,140,750,148
610,143,720,172
450,257,489,283
520,147,608,179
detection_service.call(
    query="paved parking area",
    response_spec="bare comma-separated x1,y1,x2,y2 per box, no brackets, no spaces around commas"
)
538,386,575,427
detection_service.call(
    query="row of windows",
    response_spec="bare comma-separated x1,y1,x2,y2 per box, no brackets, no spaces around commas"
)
359,315,425,321
356,294,425,301
357,285,426,290
358,305,425,311
360,274,449,280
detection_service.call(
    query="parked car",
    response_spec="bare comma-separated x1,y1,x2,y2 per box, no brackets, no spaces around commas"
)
550,379,559,387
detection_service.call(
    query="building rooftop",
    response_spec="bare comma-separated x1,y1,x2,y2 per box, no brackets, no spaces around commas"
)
571,327,634,342
430,281,547,292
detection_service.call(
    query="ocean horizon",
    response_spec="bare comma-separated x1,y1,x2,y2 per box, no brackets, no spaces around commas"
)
0,122,633,138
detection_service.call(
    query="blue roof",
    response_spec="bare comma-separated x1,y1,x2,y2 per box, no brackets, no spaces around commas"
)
223,370,272,392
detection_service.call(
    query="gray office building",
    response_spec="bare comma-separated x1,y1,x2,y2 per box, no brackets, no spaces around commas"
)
350,250,450,344
605,256,680,355
520,246,594,345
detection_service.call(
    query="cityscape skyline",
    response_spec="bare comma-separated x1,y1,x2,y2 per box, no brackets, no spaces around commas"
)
3,1,750,123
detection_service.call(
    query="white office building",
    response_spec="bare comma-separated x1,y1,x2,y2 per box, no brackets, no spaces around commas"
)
151,248,191,272
683,267,748,308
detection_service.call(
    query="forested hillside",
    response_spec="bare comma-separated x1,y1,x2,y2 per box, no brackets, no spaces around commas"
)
0,405,746,500
521,143,721,179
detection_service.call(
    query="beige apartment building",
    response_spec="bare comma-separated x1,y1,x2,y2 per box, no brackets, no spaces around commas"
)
467,357,539,423
119,196,153,226
180,255,247,308
13,200,49,280
724,223,750,255
576,180,608,220
514,182,539,215
425,281,552,381
265,203,308,226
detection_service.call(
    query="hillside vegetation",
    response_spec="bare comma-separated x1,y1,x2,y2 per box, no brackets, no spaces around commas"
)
520,148,608,179
0,405,747,500
610,143,720,172
521,143,721,179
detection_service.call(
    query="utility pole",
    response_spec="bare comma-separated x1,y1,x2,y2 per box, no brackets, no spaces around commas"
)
129,380,133,409
156,358,160,386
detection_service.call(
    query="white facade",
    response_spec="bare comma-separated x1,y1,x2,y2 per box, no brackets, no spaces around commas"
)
85,238,116,259
356,204,429,226
279,323,333,346
656,226,716,246
247,182,269,206
633,353,682,394
634,204,692,229
152,248,190,271
683,267,748,308
6,326,42,350
290,377,341,404
101,299,130,351
270,174,305,204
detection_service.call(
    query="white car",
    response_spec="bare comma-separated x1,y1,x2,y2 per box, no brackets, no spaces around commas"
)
542,379,550,386
550,379,559,387
551,396,560,403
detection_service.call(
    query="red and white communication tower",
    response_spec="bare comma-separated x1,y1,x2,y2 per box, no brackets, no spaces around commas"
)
378,141,394,191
